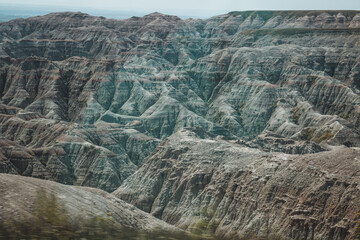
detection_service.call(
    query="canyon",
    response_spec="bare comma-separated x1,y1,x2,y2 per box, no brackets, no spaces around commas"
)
0,10,359,239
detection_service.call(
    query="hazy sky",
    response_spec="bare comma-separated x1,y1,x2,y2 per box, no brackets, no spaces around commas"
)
0,0,359,18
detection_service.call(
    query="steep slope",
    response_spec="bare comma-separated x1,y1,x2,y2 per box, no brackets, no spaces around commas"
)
0,11,360,192
114,128,360,240
0,173,181,233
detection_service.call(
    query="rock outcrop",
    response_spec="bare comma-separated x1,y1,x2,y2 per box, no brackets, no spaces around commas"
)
1,11,360,191
0,10,360,239
114,128,360,240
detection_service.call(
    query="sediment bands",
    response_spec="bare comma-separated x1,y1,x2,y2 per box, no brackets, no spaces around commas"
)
0,10,360,239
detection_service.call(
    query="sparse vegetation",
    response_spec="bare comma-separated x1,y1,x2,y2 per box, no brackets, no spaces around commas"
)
0,188,182,240
306,75,317,87
0,189,288,240
291,107,301,125
314,130,335,143
340,112,350,120
299,128,316,141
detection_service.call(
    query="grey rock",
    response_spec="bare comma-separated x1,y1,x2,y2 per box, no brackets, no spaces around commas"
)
0,11,359,189
0,10,360,239
114,128,360,240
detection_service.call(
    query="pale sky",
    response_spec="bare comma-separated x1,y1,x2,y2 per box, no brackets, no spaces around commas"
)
0,0,359,18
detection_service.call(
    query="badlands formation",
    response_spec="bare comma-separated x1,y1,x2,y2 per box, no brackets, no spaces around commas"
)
0,10,360,239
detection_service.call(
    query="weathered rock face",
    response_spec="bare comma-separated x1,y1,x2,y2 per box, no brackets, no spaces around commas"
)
114,128,360,240
0,10,360,238
1,11,360,191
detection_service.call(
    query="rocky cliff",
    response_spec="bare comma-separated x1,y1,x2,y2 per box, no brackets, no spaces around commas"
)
0,10,360,239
